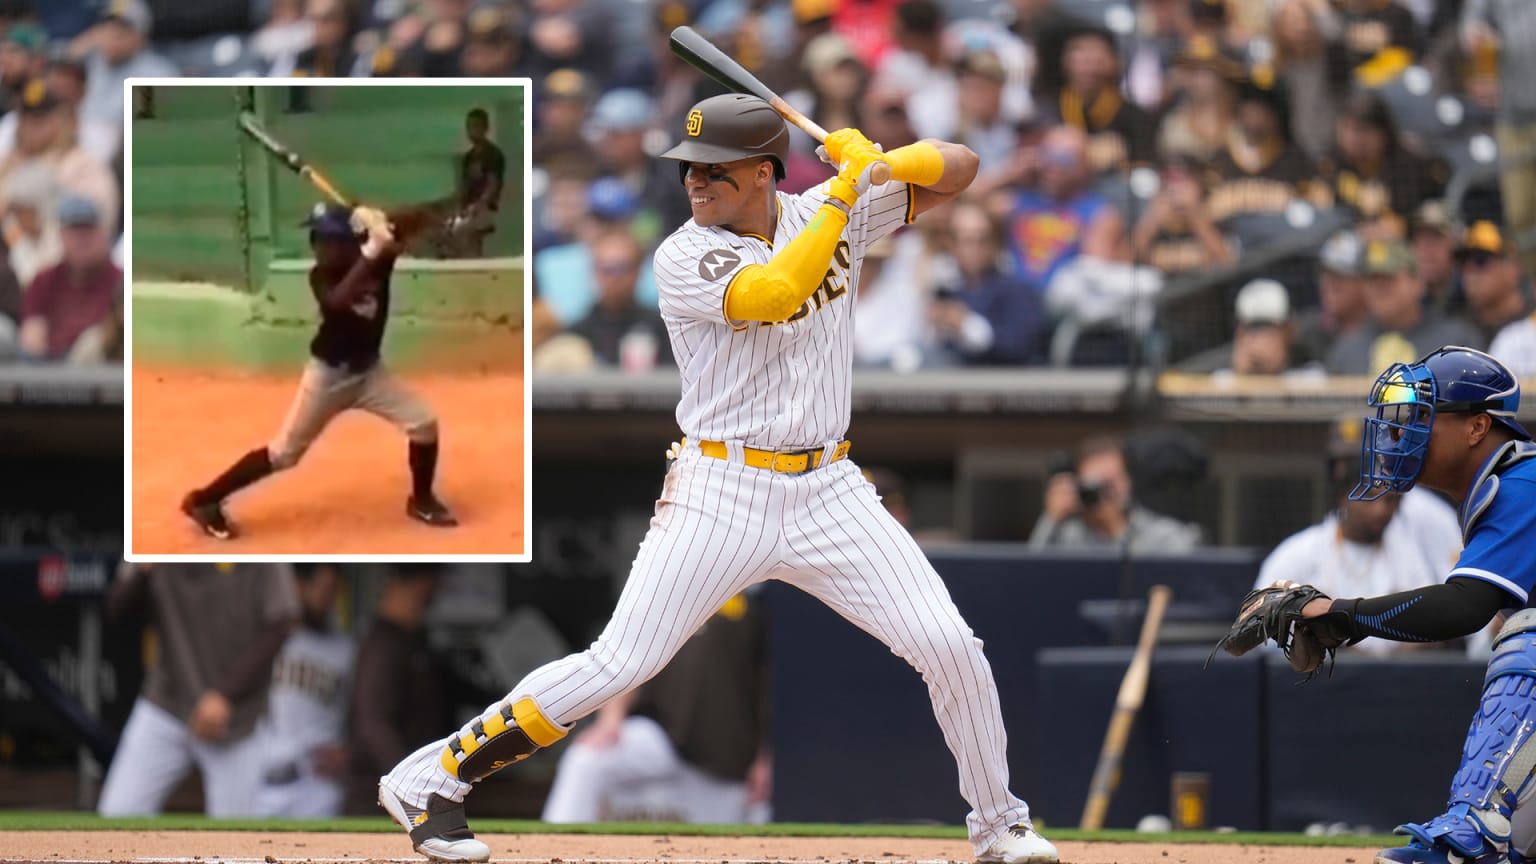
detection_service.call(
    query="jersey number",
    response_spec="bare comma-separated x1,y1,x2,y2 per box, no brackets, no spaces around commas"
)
767,240,850,327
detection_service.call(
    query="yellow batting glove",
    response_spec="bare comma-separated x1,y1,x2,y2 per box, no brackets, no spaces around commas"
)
882,141,945,187
822,127,877,166
824,149,883,210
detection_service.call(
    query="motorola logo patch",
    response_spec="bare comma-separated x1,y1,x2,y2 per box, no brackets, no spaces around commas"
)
698,249,742,282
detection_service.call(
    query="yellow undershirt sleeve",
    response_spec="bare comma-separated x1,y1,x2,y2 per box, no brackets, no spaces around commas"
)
724,202,851,324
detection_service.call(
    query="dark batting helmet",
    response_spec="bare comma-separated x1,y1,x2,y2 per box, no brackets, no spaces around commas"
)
301,202,361,241
658,93,789,182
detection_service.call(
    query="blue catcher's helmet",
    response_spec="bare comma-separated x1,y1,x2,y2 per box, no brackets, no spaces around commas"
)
301,202,360,242
1350,346,1531,501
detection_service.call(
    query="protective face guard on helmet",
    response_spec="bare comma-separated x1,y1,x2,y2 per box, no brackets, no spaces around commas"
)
1350,362,1437,501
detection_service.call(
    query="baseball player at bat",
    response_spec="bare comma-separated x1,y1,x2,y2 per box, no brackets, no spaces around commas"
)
180,203,458,540
377,94,1056,864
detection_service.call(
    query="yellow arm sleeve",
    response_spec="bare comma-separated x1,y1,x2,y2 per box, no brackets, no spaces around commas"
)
724,201,851,324
882,141,945,187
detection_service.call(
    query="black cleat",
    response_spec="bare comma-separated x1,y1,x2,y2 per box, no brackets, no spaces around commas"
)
407,495,459,527
181,493,236,540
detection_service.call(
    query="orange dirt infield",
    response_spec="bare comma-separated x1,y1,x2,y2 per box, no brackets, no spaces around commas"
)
0,831,1373,864
130,366,525,556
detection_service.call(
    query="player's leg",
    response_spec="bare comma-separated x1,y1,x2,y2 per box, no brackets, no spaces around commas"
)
542,715,686,822
182,360,354,538
97,698,196,816
191,729,265,817
353,365,455,526
778,460,1054,864
379,453,782,860
1378,609,1536,864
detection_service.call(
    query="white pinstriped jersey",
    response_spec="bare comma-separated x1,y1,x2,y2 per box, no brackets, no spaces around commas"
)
653,179,914,449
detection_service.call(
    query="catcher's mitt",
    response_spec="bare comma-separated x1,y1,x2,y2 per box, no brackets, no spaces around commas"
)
1210,581,1349,676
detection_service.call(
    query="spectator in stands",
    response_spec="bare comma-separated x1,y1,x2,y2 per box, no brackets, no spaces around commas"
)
535,176,658,327
257,565,354,819
278,0,363,78
569,230,672,370
0,80,118,233
1205,77,1331,229
1296,230,1371,365
0,22,47,113
1190,278,1321,376
97,564,299,817
1037,22,1155,171
532,69,596,173
797,33,867,146
1458,220,1533,343
853,232,934,370
460,5,525,77
1004,125,1126,295
71,0,177,129
20,195,119,362
522,0,615,87
1155,35,1243,165
1272,0,1345,161
1338,0,1424,82
66,283,122,365
1324,238,1483,374
1031,435,1202,553
1,162,60,286
543,590,770,824
1463,0,1536,278
950,50,1017,175
929,200,1048,365
873,0,955,141
37,55,119,166
395,0,471,77
1320,90,1442,237
1255,414,1468,657
347,566,446,814
1132,157,1232,276
1411,199,1465,316
249,0,310,72
589,88,690,238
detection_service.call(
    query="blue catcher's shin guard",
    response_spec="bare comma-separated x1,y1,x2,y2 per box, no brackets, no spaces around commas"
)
1382,610,1536,863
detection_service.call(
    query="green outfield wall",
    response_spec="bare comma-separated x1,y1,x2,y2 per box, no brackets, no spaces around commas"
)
130,83,526,372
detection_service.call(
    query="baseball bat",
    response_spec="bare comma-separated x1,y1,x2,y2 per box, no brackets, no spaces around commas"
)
668,26,891,185
238,111,351,206
1079,584,1174,831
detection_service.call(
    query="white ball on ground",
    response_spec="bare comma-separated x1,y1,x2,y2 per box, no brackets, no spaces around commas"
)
1136,814,1173,833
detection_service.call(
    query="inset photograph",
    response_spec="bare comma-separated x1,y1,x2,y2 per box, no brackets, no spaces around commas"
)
125,81,529,560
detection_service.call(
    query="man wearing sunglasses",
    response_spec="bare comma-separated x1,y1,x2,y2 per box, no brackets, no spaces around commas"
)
1463,221,1535,352
1273,346,1536,864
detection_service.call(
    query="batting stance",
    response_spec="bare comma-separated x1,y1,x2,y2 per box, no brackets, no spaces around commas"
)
378,94,1056,864
181,204,458,539
1223,346,1536,864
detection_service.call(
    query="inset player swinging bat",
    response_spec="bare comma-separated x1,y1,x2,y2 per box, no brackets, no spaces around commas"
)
668,26,891,186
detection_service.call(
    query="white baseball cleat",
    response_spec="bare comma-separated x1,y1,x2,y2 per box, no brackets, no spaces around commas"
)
379,781,491,863
977,823,1059,864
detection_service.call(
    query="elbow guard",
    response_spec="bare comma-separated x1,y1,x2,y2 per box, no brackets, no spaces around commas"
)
725,203,850,323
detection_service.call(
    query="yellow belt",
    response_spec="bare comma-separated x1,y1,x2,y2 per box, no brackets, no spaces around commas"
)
690,438,851,474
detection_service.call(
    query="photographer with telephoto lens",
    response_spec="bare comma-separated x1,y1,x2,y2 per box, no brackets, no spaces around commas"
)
1029,435,1201,554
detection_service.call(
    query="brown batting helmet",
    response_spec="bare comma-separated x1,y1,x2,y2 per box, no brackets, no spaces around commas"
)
659,94,789,181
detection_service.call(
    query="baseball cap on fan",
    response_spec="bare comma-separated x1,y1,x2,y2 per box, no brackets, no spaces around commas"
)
57,195,101,228
102,0,152,34
1234,278,1290,327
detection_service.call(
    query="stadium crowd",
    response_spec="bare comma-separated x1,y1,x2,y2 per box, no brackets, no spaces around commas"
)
4,0,1534,374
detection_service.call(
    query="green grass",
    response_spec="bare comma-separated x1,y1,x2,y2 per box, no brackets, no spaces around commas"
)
0,811,1399,848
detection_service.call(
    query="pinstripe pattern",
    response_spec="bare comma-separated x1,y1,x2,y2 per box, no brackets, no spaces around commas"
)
381,177,1031,856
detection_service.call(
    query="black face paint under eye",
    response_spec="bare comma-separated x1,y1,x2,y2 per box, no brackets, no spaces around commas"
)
707,172,738,190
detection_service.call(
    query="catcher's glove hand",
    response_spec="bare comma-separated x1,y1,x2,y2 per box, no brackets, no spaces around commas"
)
1210,581,1351,676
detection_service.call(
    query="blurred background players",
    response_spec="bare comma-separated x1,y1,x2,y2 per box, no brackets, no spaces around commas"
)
97,564,299,817
445,107,504,258
257,565,354,819
542,590,770,824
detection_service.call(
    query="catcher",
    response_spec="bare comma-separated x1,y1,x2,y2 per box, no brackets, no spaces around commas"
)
180,203,458,540
1215,346,1536,864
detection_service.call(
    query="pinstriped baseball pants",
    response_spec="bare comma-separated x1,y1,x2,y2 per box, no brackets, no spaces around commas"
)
382,446,1030,852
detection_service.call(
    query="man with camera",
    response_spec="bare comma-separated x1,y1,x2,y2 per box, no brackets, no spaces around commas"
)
1029,436,1201,554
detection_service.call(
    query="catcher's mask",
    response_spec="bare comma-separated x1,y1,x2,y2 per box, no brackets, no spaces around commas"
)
1350,346,1530,501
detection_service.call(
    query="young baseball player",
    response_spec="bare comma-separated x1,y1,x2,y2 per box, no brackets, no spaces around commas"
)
180,203,457,539
378,94,1058,864
1225,346,1536,864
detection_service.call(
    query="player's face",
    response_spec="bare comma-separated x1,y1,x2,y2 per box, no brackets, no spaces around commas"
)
680,158,771,227
466,115,488,142
313,234,360,270
1339,492,1399,544
299,568,341,619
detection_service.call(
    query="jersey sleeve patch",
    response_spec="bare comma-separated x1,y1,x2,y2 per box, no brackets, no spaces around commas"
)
655,232,747,325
